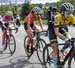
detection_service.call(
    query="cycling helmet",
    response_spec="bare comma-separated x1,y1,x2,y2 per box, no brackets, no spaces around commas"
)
6,11,13,16
61,3,74,14
49,5,53,11
32,6,43,14
52,7,57,11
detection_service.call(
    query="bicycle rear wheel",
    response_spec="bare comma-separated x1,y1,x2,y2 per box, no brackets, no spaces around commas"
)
24,36,32,58
36,38,46,64
43,44,54,68
9,35,16,55
68,53,75,68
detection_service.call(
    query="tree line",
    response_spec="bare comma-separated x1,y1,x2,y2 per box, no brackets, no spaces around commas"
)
0,0,75,19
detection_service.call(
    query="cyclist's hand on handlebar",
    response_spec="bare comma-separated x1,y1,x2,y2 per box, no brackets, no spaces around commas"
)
64,38,71,45
42,29,47,32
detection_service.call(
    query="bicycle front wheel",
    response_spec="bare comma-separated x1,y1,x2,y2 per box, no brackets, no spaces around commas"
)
36,39,46,64
43,44,54,68
68,53,75,68
9,35,16,55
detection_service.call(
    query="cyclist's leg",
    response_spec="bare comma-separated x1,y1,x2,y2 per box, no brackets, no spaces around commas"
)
24,23,33,47
48,27,59,68
30,23,37,49
31,23,39,31
0,26,6,52
2,26,6,45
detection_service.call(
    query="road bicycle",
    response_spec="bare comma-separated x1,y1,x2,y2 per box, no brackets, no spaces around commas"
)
2,27,18,55
43,38,75,68
24,31,46,64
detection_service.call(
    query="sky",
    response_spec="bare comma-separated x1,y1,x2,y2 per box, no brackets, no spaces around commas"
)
0,0,59,4
31,0,59,4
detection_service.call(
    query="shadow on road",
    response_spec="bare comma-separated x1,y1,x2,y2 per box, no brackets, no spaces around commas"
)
0,52,12,59
0,56,41,68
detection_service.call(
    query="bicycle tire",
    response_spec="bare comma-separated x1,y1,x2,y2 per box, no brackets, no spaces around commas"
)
24,36,32,57
68,53,75,68
9,35,16,55
24,36,28,54
43,44,53,68
36,38,46,64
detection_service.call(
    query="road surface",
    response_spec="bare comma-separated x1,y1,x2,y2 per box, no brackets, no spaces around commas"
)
0,25,75,68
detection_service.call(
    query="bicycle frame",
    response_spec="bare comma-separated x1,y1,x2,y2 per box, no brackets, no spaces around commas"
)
57,39,75,67
3,27,17,45
34,31,46,49
34,32,41,49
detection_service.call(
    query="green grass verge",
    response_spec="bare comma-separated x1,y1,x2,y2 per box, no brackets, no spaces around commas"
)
20,19,47,25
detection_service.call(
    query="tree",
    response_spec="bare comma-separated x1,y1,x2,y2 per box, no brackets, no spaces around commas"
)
21,3,33,19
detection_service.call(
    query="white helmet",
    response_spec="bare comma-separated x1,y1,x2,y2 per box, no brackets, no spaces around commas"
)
61,3,74,14
6,11,13,16
32,6,43,14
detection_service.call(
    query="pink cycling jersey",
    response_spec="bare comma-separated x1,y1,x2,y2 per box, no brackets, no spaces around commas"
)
2,15,14,22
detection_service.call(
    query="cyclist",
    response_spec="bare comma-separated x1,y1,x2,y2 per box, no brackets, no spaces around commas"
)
13,12,20,27
47,6,58,23
47,6,58,30
24,6,45,53
1,11,17,52
46,6,59,68
48,3,75,68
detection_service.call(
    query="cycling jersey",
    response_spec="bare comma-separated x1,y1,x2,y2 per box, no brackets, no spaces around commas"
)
2,15,14,31
2,15,14,23
24,12,41,24
54,13,75,27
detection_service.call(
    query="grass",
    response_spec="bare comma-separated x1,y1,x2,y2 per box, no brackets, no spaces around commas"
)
20,19,47,25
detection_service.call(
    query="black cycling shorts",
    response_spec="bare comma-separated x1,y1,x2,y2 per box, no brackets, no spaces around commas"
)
48,26,68,44
24,22,34,30
48,26,57,44
2,23,9,31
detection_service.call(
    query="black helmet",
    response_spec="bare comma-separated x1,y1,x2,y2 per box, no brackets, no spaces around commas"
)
61,3,74,14
52,7,57,12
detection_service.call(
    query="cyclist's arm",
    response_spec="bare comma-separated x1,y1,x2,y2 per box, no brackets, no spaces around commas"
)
1,21,6,28
1,17,7,28
11,16,17,27
38,15,43,30
54,16,67,40
54,27,67,40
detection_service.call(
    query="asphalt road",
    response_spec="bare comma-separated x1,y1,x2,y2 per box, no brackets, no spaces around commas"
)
0,25,75,68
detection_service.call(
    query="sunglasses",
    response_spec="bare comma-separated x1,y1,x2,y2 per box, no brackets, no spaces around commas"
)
64,11,73,15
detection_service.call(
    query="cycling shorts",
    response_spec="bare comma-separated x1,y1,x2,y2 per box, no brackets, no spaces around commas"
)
24,22,34,30
48,26,68,44
2,23,9,31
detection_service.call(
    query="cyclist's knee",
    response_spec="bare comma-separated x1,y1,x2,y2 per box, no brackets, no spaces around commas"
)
27,31,33,39
51,43,58,53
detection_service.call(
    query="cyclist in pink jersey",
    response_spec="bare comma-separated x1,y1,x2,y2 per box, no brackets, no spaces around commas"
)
0,11,17,52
